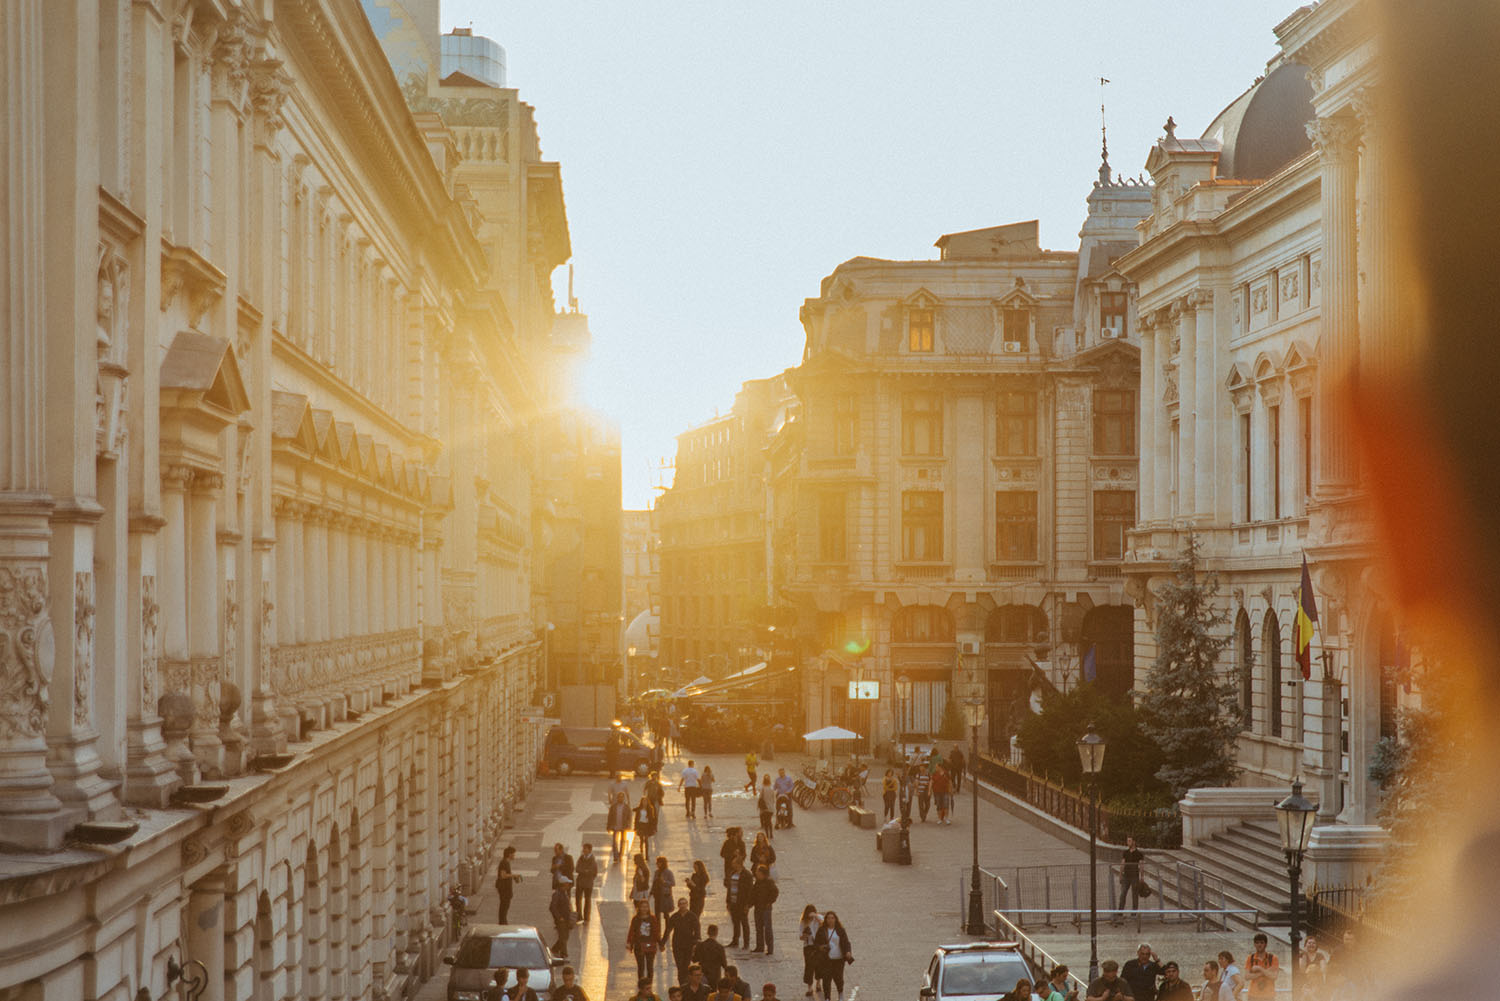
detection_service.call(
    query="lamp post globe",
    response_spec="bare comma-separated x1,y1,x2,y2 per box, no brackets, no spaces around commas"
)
1076,723,1107,981
1275,778,1317,992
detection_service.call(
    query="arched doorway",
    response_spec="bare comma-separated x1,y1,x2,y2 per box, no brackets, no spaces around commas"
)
1235,609,1254,729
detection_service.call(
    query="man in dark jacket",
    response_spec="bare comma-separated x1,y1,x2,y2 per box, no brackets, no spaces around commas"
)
948,746,966,794
691,929,727,993
1121,943,1162,1001
750,866,778,955
662,896,702,984
550,842,575,889
680,964,712,1001
574,843,598,921
723,859,753,948
549,877,574,958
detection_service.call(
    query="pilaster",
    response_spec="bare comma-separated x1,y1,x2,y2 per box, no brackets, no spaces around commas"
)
1189,289,1218,521
1137,314,1159,525
1172,298,1196,518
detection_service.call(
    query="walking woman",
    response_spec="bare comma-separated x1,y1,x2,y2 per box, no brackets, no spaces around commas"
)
881,769,898,821
634,793,659,860
932,764,953,825
608,791,632,857
798,905,821,998
812,910,853,1001
749,831,776,876
719,827,745,882
651,855,677,923
688,859,711,917
631,855,652,907
700,765,716,818
757,775,777,841
626,899,661,984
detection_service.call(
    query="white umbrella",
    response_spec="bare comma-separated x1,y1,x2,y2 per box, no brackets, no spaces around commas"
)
802,725,860,742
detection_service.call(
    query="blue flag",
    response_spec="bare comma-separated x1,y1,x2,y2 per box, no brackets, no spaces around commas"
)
1082,645,1098,683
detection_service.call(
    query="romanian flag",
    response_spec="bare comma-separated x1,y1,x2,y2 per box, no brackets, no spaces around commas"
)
1295,556,1319,680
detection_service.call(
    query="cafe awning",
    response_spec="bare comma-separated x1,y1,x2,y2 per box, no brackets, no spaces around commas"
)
676,662,795,701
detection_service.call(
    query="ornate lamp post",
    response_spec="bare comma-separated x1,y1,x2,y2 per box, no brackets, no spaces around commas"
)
894,674,912,762
964,695,988,935
1275,778,1317,994
1076,723,1107,981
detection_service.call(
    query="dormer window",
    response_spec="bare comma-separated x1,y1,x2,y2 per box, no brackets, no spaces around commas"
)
1101,291,1128,338
1002,307,1030,350
908,308,935,352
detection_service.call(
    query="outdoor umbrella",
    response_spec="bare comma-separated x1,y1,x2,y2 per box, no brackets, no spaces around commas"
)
802,725,862,764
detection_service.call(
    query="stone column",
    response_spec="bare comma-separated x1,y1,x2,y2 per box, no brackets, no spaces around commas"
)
351,522,367,639
952,393,985,583
1353,88,1406,381
368,529,385,635
328,515,349,642
1152,311,1174,522
186,869,229,1001
1138,315,1159,525
1190,290,1218,521
188,472,225,776
1307,116,1362,495
384,534,398,639
1172,299,1196,519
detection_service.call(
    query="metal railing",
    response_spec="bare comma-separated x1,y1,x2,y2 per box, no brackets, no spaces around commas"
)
970,753,1181,848
997,861,1257,932
992,910,1089,994
957,865,1010,932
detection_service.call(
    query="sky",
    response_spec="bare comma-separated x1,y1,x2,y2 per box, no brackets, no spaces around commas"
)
439,1,1303,509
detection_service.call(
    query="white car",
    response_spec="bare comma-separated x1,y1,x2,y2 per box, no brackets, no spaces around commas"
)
443,924,564,1001
920,942,1039,1000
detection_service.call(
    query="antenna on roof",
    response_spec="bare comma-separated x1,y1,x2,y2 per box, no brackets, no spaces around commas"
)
1099,77,1112,184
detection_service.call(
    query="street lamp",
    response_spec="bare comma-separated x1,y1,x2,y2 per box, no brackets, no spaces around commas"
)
963,696,987,936
1275,778,1317,994
894,674,912,762
1076,723,1107,981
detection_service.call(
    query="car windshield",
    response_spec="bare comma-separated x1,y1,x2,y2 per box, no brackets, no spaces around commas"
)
941,953,1032,996
454,936,546,969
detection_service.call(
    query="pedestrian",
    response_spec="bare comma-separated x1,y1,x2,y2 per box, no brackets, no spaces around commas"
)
757,775,776,840
628,975,663,1001
898,766,914,825
692,927,727,991
700,765,717,817
635,794,659,860
1216,951,1242,1001
1085,960,1131,1001
608,791,632,857
710,978,743,1001
1115,837,1145,920
798,905,820,998
749,831,776,877
663,896,702,984
628,898,662,983
724,855,753,949
1122,943,1162,1001
646,770,667,816
688,859,711,917
606,730,621,778
508,967,540,1001
680,965,711,1001
932,764,952,824
720,828,745,882
812,910,853,1001
1003,979,1041,1001
1156,963,1191,1001
680,759,701,818
881,769,898,821
1243,934,1279,1001
610,772,632,806
549,876,573,958
751,865,778,955
652,855,677,923
1299,933,1329,993
760,985,779,1001
1199,961,1222,1001
949,745,966,794
550,842,575,889
1042,964,1075,1001
495,845,520,923
550,964,589,1001
632,855,652,906
726,966,752,1000
774,768,796,827
668,988,684,1001
914,763,932,822
572,842,598,922
744,749,758,792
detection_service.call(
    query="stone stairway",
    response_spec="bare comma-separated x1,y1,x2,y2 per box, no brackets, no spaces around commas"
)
1172,819,1295,927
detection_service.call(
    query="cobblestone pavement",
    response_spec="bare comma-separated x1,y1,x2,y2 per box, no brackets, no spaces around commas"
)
415,750,1264,1000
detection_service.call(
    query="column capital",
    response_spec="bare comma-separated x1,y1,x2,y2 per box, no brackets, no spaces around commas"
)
191,471,225,496
1306,116,1361,162
1186,288,1214,311
162,464,195,493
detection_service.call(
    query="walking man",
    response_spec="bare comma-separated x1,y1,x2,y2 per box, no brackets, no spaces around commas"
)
496,844,519,923
663,896,702,984
549,876,573,958
680,759,701,818
1115,836,1145,920
724,857,753,949
575,842,598,922
914,763,932,822
949,745,966,794
751,865,778,955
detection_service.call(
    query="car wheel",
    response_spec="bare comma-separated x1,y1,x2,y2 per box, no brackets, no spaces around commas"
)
556,761,572,777
635,761,649,777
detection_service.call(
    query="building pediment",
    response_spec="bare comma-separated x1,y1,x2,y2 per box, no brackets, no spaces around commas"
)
994,281,1040,309
903,287,940,308
270,391,319,457
159,331,250,470
1225,361,1254,391
1072,336,1141,369
1252,349,1282,382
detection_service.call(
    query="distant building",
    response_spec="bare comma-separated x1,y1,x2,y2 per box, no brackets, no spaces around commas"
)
770,165,1151,751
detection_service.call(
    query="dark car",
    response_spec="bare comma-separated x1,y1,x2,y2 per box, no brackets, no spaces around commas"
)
443,924,562,1001
543,725,655,777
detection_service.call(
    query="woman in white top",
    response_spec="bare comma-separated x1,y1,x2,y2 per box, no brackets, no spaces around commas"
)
798,905,820,998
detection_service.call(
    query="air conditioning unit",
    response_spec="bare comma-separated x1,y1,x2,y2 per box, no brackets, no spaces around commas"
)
1101,326,1122,339
1002,341,1023,354
960,641,980,655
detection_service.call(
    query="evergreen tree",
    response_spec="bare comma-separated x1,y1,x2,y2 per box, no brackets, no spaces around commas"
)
1140,533,1241,799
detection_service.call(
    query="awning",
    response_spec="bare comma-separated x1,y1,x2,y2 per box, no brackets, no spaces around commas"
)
677,663,795,701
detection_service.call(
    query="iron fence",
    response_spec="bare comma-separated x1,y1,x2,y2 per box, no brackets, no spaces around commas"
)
956,865,1011,933
996,861,1255,932
971,752,1181,848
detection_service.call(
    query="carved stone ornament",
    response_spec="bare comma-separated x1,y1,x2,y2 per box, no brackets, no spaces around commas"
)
0,566,55,740
142,576,160,710
73,572,95,727
1306,117,1361,161
1162,373,1179,406
248,58,293,146
1252,286,1270,314
1280,272,1300,303
223,580,239,679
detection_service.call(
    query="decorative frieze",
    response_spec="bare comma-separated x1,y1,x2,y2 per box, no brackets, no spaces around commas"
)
0,566,52,740
73,572,95,727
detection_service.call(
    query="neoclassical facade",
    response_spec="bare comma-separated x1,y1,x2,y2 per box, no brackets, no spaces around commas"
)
1119,0,1404,872
0,0,572,997
769,167,1152,752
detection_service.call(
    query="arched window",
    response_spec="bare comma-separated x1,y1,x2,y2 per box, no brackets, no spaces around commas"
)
893,605,954,644
1079,605,1134,698
1236,609,1254,730
1263,611,1283,738
985,604,1048,644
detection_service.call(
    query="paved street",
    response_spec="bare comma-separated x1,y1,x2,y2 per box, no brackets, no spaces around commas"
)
415,750,1266,1000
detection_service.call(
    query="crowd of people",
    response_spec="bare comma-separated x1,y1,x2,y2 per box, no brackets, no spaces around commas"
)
879,746,967,824
1066,931,1361,1001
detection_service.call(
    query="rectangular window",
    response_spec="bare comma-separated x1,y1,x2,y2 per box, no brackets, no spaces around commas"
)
1299,396,1312,513
1002,307,1029,348
833,394,856,457
902,392,943,457
818,492,847,561
1240,412,1253,522
1270,404,1282,519
908,308,934,352
995,491,1038,561
996,390,1037,457
901,491,944,561
1100,291,1128,337
1093,490,1135,560
1093,389,1137,456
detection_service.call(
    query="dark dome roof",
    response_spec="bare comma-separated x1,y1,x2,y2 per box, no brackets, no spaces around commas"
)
1200,62,1316,180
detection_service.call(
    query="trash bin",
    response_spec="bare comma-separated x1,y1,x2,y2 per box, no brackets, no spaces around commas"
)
880,818,909,863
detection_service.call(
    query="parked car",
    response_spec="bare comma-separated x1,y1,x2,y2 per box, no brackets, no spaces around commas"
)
543,724,655,777
443,924,563,1001
920,942,1039,1000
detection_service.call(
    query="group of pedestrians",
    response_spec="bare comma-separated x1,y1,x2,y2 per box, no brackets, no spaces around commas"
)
1078,931,1360,1001
879,745,966,824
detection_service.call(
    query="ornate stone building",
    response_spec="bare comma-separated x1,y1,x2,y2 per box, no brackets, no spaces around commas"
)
768,166,1151,752
0,0,575,997
1118,0,1399,880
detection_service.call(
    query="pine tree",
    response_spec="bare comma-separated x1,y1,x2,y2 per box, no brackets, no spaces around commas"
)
1140,533,1241,799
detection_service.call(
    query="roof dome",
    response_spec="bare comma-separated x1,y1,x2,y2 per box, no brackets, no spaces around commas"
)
1200,62,1316,180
